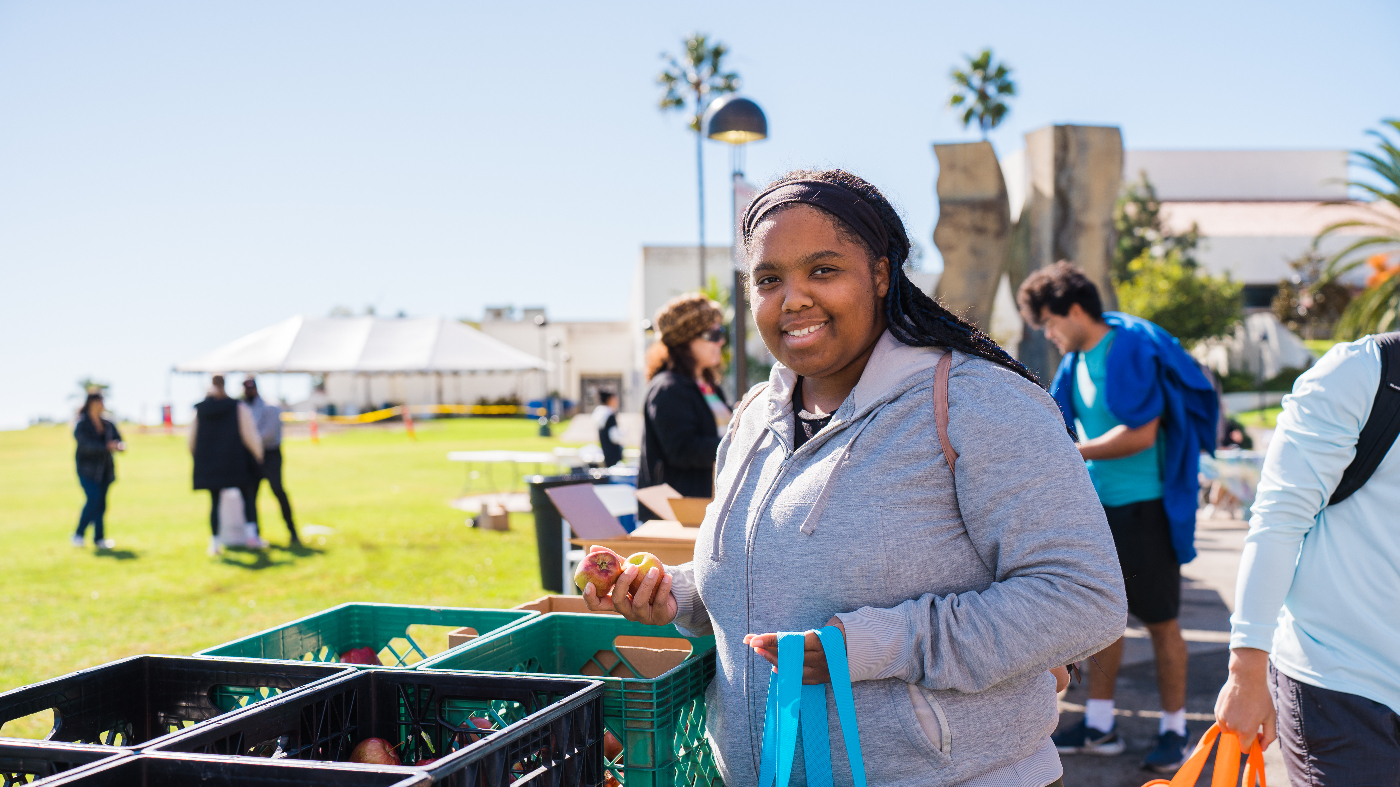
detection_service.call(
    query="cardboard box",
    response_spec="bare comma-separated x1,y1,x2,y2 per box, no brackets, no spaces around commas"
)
578,635,694,679
473,504,510,531
635,484,710,526
446,626,479,649
512,595,617,615
570,519,699,568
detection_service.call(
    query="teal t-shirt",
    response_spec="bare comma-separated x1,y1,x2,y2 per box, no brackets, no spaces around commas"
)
1073,330,1163,506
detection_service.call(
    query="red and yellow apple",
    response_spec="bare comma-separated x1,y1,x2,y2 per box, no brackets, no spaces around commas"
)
574,546,624,595
349,737,401,765
624,552,664,600
339,647,382,666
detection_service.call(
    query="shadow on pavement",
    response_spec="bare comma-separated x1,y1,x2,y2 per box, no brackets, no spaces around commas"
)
93,549,137,560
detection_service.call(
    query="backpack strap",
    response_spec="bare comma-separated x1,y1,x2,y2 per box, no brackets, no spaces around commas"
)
1329,331,1400,506
933,351,958,475
729,381,772,433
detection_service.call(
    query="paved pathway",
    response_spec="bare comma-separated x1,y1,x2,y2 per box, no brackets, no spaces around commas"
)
1055,516,1291,785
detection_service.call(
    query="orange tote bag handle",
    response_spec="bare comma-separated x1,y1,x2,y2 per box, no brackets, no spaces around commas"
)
1141,723,1266,787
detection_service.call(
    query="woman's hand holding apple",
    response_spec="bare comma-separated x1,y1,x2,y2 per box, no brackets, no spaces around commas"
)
582,560,678,626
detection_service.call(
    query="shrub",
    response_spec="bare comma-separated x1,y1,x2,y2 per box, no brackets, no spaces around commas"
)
1117,251,1243,344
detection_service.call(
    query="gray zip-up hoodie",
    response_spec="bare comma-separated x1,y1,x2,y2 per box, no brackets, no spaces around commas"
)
669,332,1126,786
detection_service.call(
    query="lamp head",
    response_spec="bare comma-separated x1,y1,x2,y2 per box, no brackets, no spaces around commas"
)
704,96,767,144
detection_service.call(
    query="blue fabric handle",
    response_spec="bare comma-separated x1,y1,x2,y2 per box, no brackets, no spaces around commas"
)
757,626,867,787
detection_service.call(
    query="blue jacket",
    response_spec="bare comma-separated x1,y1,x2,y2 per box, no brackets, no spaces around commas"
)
1050,312,1217,564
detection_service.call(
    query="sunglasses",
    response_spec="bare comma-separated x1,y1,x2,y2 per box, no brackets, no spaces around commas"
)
699,327,727,343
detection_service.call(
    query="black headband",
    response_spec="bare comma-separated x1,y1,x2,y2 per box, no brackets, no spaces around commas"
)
742,179,890,260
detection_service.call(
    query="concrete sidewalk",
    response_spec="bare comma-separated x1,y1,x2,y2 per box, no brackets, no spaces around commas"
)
1055,516,1291,785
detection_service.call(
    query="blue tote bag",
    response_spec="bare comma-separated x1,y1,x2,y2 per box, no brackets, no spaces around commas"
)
758,626,868,787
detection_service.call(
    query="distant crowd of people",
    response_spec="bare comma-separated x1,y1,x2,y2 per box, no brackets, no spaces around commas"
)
71,374,298,556
592,168,1397,785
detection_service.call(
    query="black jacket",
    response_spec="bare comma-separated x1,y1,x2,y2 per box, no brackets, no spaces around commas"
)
637,371,728,513
74,417,121,484
192,397,257,490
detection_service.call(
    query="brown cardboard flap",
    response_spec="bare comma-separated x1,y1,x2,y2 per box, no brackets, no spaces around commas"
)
667,497,710,526
511,595,617,615
634,484,681,521
446,627,479,649
615,646,690,679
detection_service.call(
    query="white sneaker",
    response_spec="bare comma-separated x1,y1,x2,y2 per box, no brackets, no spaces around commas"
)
208,536,224,556
72,535,86,547
247,537,270,549
96,539,115,550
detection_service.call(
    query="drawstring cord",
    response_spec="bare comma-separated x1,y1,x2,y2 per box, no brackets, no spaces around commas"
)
710,430,773,560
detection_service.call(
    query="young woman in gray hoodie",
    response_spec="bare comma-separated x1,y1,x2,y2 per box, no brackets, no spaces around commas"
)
586,170,1127,786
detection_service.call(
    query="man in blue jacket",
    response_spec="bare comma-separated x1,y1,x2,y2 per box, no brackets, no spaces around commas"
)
1018,262,1218,772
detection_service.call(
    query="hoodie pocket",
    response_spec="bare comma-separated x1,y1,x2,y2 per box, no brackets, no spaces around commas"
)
887,681,952,767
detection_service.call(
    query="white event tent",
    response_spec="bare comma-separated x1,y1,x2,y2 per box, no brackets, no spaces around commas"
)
175,316,547,412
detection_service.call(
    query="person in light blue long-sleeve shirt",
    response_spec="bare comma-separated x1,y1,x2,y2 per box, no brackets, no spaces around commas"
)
1216,335,1400,784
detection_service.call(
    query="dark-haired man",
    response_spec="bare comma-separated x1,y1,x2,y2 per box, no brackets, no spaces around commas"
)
243,377,299,547
1018,261,1218,772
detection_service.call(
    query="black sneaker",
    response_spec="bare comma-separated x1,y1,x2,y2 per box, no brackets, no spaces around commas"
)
1053,718,1126,755
1143,729,1190,772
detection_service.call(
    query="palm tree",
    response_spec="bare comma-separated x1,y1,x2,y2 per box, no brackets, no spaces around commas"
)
658,33,740,288
948,49,1015,138
1316,119,1400,338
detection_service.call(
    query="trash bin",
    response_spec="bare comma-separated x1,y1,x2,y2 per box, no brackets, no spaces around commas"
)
526,472,611,593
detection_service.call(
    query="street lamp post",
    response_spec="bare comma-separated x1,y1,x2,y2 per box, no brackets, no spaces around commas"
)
704,95,768,395
533,313,550,436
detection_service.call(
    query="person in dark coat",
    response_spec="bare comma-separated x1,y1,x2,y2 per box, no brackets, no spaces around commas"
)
189,375,265,554
637,293,730,519
593,390,624,467
72,393,124,550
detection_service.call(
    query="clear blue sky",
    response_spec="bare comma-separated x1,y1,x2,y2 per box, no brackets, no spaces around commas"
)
2,0,1397,428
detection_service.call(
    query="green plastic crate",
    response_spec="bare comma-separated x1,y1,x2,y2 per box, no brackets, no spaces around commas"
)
196,603,536,668
416,612,719,787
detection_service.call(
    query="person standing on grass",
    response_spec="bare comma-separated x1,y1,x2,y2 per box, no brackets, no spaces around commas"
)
242,377,299,547
72,392,124,550
1018,262,1218,772
592,390,624,467
1215,334,1400,785
636,294,730,519
588,169,1126,787
189,374,264,554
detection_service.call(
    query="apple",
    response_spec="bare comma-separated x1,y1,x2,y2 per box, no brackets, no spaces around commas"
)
339,647,381,666
349,737,401,765
624,552,665,600
603,729,623,761
574,546,624,595
413,758,438,766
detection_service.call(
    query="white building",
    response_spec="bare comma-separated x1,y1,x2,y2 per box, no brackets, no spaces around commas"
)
477,306,632,411
1003,148,1375,309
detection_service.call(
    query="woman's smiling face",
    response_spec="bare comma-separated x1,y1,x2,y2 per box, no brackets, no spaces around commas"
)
747,204,889,380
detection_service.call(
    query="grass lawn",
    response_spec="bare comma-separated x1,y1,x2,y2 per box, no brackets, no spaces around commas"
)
1239,406,1283,429
0,417,572,738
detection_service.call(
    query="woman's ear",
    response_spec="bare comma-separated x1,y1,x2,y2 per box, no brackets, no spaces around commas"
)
874,256,891,299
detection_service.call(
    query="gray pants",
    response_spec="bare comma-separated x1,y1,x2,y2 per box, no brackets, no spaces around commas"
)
1271,663,1400,786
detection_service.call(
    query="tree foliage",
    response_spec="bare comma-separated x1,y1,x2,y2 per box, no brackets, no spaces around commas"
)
657,33,739,132
1316,119,1400,339
1117,250,1242,343
1271,242,1352,339
1112,171,1200,283
947,49,1014,138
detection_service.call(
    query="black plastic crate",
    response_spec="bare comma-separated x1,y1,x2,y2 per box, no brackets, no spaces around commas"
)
0,739,130,785
0,655,352,747
37,752,429,786
149,668,606,787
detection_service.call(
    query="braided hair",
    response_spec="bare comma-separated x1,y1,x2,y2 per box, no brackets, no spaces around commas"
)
745,169,1040,386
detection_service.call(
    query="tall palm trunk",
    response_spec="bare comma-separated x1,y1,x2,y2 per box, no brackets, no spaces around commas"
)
696,126,705,289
